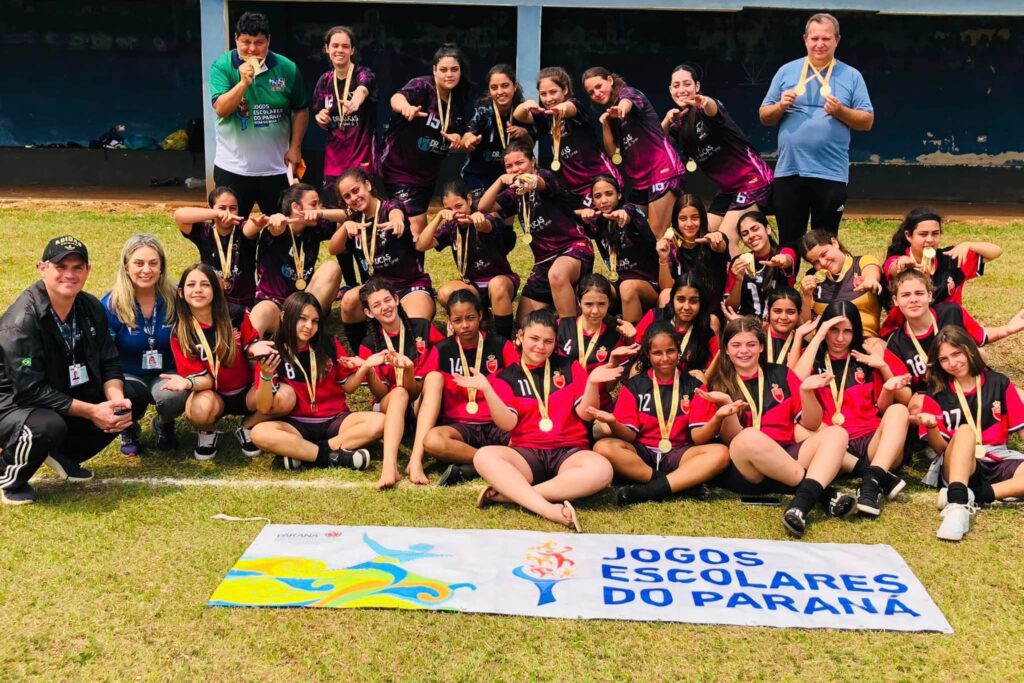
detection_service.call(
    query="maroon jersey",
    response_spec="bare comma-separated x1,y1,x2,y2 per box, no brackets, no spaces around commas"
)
609,86,685,191
358,318,445,389
495,169,594,264
171,312,258,394
255,220,337,305
311,66,378,176
531,98,620,196
809,350,909,439
419,333,519,424
183,222,257,307
724,247,798,317
380,76,465,187
434,214,516,285
342,199,429,290
584,203,659,283
880,246,985,337
615,369,703,449
883,303,986,391
668,101,773,195
258,339,357,419
491,354,589,449
919,369,1024,460
690,364,803,445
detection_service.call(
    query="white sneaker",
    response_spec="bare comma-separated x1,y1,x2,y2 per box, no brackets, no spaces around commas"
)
194,431,219,461
936,487,975,511
936,502,978,542
234,426,260,457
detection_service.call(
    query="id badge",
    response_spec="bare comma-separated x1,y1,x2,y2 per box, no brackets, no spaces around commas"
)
69,363,89,387
143,350,163,370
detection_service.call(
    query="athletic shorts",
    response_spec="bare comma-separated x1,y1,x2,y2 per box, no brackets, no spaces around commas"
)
713,442,801,495
384,182,432,217
944,447,1024,488
449,422,510,449
637,443,691,474
627,175,684,206
709,183,773,217
219,387,251,416
471,273,521,304
283,412,349,443
848,434,874,461
522,248,594,305
396,281,435,302
513,446,581,484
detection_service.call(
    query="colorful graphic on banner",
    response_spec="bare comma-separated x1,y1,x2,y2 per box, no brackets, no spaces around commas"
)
209,525,952,633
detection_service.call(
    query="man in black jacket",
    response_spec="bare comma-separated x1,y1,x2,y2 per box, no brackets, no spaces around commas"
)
0,236,132,504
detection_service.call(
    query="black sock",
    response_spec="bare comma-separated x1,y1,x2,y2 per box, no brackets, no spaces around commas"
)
947,482,969,505
851,458,868,477
342,322,367,353
971,482,996,505
493,314,514,340
623,472,672,503
315,441,333,467
791,478,825,515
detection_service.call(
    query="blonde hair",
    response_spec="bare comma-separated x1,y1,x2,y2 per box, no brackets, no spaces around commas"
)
109,234,176,329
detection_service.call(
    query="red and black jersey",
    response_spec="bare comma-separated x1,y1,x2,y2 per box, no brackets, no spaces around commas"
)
919,368,1024,460
808,350,909,439
690,363,802,445
557,316,625,411
491,354,589,449
765,331,800,366
614,369,703,449
724,247,797,317
257,339,357,418
171,312,258,394
883,303,986,391
358,317,445,389
419,333,519,424
634,308,718,373
883,246,983,306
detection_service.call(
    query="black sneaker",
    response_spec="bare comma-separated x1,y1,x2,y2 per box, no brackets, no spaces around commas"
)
857,474,882,517
152,416,178,452
680,483,711,501
783,507,806,537
45,455,93,482
194,431,219,461
326,448,371,470
879,469,907,500
1,484,37,505
282,456,305,471
437,463,476,487
234,426,261,458
828,491,857,518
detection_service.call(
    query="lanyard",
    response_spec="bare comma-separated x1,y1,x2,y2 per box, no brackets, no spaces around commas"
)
906,312,939,372
824,354,852,424
51,308,79,356
456,334,484,410
519,191,534,244
332,63,354,127
214,228,235,281
953,377,985,459
435,79,451,134
520,358,553,430
359,199,380,276
767,333,794,365
492,101,508,149
651,370,681,454
381,323,406,386
289,226,307,289
575,317,602,366
736,368,765,430
453,222,471,279
191,319,220,389
136,300,159,344
550,112,563,171
293,348,319,413
676,321,694,364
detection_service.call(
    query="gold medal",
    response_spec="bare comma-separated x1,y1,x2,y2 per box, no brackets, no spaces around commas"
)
652,369,681,454
814,270,828,283
456,334,485,413
550,112,563,172
295,278,307,290
289,225,307,292
795,83,806,96
612,151,622,165
685,159,697,173
520,357,554,434
658,438,672,454
539,418,554,432
519,193,534,246
832,413,845,426
523,233,533,245
975,444,987,460
953,376,986,460
824,355,852,430
820,84,832,97
466,401,479,415
608,271,619,282
359,199,381,277
923,247,937,259
223,277,233,291
551,159,561,171
245,57,262,73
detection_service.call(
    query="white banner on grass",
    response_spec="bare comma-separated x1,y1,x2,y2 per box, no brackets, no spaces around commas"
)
209,525,952,633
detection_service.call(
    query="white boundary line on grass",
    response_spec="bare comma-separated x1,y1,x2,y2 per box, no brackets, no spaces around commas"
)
82,477,371,490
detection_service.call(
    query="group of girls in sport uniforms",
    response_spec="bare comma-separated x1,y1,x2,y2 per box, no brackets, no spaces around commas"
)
101,32,1024,542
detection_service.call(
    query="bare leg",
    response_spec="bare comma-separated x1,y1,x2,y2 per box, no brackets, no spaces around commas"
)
309,260,342,315
249,300,282,338
400,290,436,321
666,444,731,492
407,371,443,485
646,191,678,241
618,278,658,324
424,426,476,464
865,404,909,471
437,280,476,310
515,296,548,327
487,275,515,317
251,421,312,459
798,426,849,487
728,427,805,486
595,438,652,482
547,256,583,319
474,446,574,525
376,387,409,490
992,461,1024,500
531,450,614,501
243,384,295,429
331,411,385,450
184,390,224,431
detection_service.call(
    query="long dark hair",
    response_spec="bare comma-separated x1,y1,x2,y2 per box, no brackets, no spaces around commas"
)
432,43,471,106
276,292,329,382
668,64,702,161
476,63,524,110
173,263,236,366
280,183,318,216
670,192,710,238
207,186,238,209
886,207,943,260
359,277,415,354
708,316,766,401
580,66,626,102
814,300,865,362
737,209,786,301
798,228,851,262
927,325,987,396
658,272,713,370
633,320,683,378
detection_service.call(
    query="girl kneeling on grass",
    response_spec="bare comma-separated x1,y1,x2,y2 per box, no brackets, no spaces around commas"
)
456,309,617,531
690,316,853,538
358,278,444,489
167,264,291,460
793,301,913,518
592,321,731,505
408,290,520,486
919,326,1024,542
250,292,383,472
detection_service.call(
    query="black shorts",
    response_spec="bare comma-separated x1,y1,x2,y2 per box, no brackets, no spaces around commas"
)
472,274,522,305
626,175,684,206
384,182,432,217
522,247,594,305
714,442,801,495
396,282,435,301
219,387,252,416
449,422,510,449
708,183,773,217
513,446,581,484
283,413,349,443
636,443,691,474
848,433,874,461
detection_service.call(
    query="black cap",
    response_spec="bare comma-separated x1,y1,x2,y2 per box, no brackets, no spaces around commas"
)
42,235,89,264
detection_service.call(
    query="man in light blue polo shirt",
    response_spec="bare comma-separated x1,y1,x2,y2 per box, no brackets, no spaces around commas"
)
759,13,873,249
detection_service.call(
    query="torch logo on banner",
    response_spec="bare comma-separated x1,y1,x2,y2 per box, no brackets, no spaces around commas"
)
513,540,576,606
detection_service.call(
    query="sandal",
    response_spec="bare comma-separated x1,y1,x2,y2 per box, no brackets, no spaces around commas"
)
476,486,496,509
563,500,583,533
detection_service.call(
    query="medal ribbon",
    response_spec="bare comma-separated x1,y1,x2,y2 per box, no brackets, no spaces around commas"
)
191,319,220,390
736,368,765,430
435,79,452,134
550,112,563,165
652,369,681,447
454,222,471,279
906,312,939,375
359,199,380,275
492,101,508,149
824,354,852,422
520,192,533,242
576,318,603,367
213,228,235,282
767,333,794,365
953,377,985,455
288,225,306,286
520,358,552,426
293,349,319,412
381,323,406,386
456,334,484,406
332,63,354,128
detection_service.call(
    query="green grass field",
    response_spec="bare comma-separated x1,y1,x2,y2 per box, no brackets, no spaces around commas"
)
1,202,1023,680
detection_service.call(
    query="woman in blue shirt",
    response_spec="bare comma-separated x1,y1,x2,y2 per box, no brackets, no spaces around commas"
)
102,234,186,455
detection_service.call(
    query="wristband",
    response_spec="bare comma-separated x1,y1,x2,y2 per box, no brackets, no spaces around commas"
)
260,373,274,382
187,376,195,390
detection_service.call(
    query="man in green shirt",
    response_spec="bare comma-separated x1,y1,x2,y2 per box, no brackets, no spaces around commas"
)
210,12,310,217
